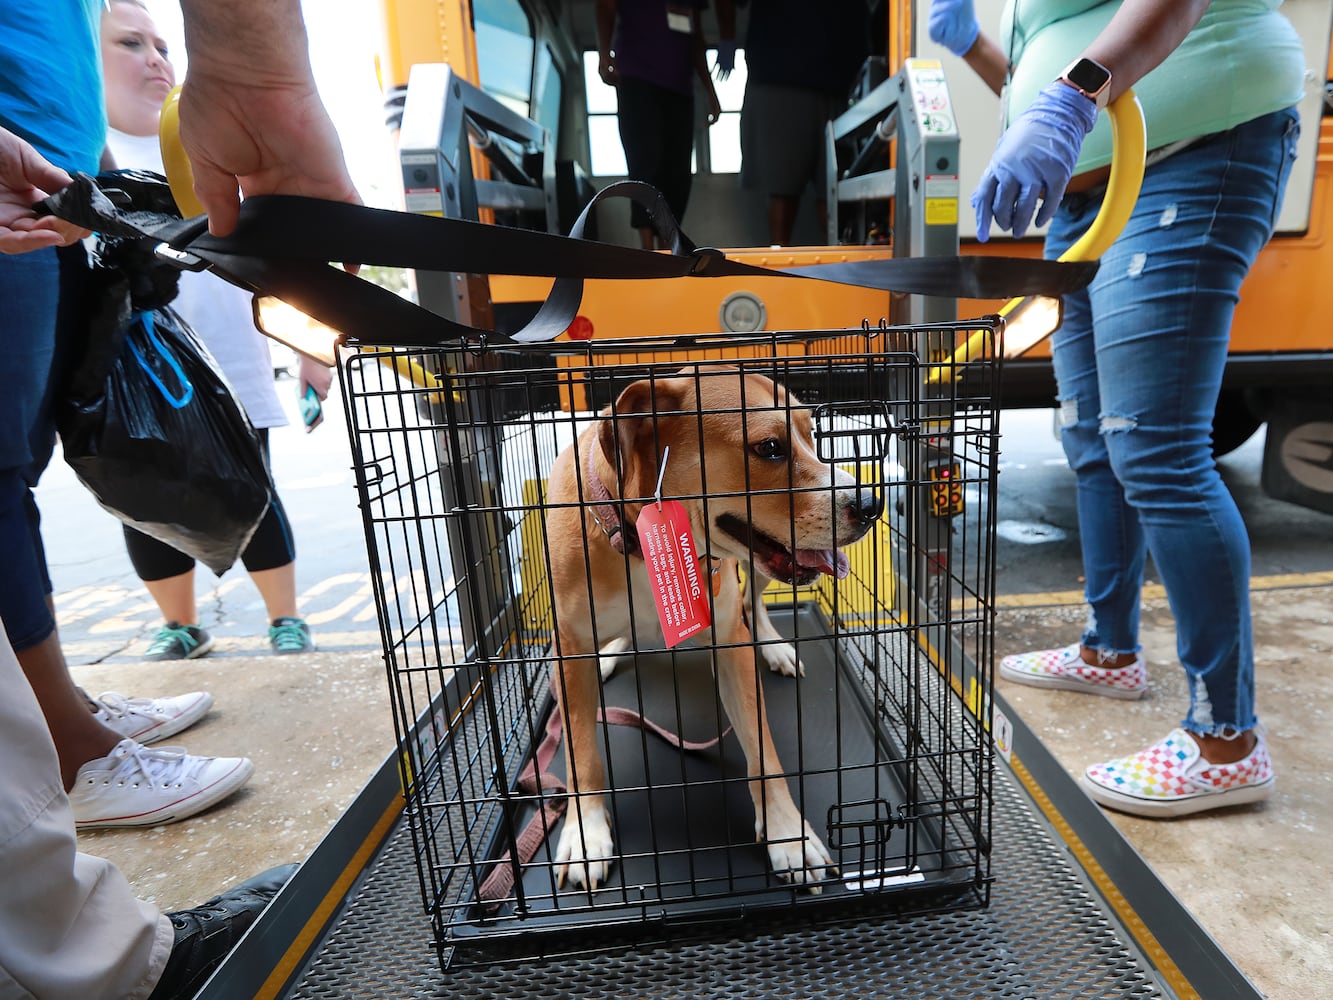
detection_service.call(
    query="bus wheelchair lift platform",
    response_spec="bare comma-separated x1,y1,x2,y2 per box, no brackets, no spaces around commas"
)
197,649,1265,998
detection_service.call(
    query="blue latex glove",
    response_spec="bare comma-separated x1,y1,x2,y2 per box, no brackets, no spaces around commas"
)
971,81,1098,242
928,0,979,57
714,40,736,80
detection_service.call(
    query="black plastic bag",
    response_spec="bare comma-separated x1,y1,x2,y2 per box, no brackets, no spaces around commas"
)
59,305,272,575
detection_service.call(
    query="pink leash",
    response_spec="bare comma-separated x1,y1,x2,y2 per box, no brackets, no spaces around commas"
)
478,677,731,909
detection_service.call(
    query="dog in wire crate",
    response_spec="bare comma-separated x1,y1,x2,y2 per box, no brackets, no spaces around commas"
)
544,365,882,892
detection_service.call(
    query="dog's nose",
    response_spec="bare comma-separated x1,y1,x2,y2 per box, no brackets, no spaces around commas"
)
850,488,883,526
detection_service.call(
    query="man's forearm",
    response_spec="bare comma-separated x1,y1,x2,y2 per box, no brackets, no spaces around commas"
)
178,0,316,85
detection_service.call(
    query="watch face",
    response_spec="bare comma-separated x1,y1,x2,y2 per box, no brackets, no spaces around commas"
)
1067,58,1111,94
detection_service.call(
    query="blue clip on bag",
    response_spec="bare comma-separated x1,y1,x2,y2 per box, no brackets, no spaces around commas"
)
59,305,272,576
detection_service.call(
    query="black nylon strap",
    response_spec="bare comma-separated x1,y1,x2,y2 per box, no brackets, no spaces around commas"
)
46,173,1097,348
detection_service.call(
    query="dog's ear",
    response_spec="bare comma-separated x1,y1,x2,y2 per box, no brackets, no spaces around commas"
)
600,377,686,494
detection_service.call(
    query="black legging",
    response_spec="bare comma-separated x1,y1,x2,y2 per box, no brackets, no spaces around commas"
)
616,76,695,232
122,428,296,581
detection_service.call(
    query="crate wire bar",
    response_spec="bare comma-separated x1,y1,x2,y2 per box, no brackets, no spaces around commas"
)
340,322,1000,962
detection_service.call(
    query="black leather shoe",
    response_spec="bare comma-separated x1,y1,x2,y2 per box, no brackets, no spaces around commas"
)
147,863,299,1000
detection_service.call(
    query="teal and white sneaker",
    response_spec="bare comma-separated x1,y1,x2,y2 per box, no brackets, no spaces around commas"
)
145,622,215,661
268,617,315,655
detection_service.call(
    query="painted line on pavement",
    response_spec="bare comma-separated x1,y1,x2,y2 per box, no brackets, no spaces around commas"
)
996,569,1333,610
63,630,387,662
58,567,1333,660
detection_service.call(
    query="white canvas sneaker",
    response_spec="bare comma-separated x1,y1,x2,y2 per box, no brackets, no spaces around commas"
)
69,739,254,830
92,690,214,745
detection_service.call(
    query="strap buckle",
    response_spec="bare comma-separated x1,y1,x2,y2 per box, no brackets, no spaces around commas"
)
153,243,209,271
689,247,725,275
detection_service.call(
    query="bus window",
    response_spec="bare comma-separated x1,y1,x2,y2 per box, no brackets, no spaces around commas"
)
475,0,534,118
707,49,747,174
583,48,748,177
533,41,563,146
584,51,624,175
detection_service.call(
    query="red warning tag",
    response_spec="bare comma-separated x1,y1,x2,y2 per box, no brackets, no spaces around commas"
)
638,500,712,647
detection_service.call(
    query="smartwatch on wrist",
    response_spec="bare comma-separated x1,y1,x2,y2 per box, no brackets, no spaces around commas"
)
1059,57,1112,111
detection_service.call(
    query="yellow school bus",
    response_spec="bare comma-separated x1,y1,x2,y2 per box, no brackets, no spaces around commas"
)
369,0,1333,512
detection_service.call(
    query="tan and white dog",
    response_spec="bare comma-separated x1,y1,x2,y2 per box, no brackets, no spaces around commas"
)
544,368,881,892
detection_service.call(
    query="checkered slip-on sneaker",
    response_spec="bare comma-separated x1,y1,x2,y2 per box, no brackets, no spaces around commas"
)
999,643,1147,700
1081,728,1275,818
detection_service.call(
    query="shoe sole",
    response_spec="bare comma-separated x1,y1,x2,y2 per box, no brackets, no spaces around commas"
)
272,644,316,655
1079,774,1275,818
186,635,215,659
121,691,215,746
74,757,255,830
999,662,1147,700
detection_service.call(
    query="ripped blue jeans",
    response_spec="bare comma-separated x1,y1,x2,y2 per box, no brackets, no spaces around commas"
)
1044,106,1300,738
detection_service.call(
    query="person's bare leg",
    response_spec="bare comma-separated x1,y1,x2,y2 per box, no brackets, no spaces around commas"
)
248,561,299,622
638,226,656,250
1079,645,1138,669
1190,728,1259,765
143,569,198,624
767,194,799,246
16,622,118,790
1078,643,1259,765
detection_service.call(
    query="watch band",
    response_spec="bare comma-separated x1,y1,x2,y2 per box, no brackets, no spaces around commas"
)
1059,57,1112,112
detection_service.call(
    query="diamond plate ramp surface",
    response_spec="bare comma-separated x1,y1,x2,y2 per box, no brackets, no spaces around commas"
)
285,759,1164,999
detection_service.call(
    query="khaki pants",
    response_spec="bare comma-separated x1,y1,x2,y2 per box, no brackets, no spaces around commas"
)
0,625,171,1000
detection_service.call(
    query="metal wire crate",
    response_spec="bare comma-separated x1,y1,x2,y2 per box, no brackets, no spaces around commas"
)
340,321,1000,963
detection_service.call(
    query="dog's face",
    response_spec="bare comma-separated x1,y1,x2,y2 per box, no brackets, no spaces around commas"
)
598,369,881,585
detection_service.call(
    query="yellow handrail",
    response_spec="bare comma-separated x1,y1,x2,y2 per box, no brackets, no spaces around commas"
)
928,89,1147,382
1046,88,1147,265
159,86,205,219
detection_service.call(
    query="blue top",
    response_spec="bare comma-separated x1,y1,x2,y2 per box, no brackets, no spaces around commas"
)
0,0,106,174
1001,0,1305,173
614,0,707,97
744,0,869,96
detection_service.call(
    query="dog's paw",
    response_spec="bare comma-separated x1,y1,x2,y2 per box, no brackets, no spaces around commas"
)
760,818,835,892
758,640,803,677
596,636,632,681
554,803,615,891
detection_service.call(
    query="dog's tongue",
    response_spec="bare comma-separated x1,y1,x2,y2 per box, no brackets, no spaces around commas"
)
795,548,850,579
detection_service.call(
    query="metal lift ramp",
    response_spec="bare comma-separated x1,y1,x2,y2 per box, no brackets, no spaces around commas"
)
196,683,1261,999
195,63,1264,999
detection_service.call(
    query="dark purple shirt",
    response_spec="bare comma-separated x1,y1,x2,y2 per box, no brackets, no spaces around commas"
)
614,0,707,96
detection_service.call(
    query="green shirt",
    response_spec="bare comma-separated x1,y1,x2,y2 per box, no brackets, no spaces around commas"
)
1001,0,1305,173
